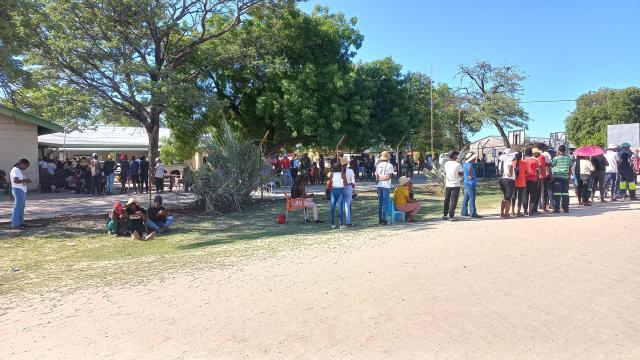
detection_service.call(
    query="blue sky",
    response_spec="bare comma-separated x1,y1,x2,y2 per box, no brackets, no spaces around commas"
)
300,0,640,140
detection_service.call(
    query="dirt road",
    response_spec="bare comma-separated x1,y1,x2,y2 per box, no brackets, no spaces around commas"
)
2,201,640,359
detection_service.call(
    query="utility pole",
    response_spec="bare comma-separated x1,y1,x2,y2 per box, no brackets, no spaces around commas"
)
430,67,434,157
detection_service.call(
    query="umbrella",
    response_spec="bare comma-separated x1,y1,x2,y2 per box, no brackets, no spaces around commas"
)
574,145,605,157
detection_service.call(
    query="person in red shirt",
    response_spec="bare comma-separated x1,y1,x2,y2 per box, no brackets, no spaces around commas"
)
522,148,541,215
511,152,528,216
534,148,549,212
281,153,292,187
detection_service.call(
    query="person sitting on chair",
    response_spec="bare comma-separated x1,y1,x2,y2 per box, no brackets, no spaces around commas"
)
147,195,174,233
393,176,421,222
291,174,323,223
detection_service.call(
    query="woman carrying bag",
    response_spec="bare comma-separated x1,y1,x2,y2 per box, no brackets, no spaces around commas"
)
327,162,347,229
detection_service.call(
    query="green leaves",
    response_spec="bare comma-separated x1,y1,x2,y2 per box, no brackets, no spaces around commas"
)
566,87,640,146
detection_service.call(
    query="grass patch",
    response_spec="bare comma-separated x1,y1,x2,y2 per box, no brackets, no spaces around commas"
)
0,180,502,297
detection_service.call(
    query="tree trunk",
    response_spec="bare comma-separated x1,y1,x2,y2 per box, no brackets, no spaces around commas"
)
492,120,511,148
146,120,160,206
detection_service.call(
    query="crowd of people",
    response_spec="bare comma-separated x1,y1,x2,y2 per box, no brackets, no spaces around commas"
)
107,195,175,240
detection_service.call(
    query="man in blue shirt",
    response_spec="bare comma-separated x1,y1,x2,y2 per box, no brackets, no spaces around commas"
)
461,152,482,218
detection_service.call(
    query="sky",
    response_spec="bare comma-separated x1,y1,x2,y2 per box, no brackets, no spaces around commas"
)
300,0,640,141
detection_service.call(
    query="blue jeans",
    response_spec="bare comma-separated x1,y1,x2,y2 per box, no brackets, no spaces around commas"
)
377,187,390,221
11,188,26,228
461,186,477,216
330,188,344,226
105,173,115,193
343,186,353,225
146,216,174,231
282,169,292,187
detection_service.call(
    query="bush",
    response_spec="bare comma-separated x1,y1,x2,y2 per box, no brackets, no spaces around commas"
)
189,122,270,213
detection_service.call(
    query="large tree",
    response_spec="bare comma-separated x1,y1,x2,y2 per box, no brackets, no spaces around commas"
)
458,61,529,147
0,0,31,100
21,0,280,164
566,87,640,146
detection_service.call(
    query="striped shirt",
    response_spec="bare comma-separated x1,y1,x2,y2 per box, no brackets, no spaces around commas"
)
552,155,572,177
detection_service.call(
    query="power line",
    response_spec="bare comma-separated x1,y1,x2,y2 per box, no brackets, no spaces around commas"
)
520,99,576,104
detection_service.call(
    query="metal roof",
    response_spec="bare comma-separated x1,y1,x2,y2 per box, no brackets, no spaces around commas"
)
38,125,171,148
0,104,64,135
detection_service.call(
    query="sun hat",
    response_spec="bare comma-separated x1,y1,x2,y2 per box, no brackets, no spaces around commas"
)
607,144,619,150
398,176,410,186
504,148,514,155
340,156,349,165
621,142,631,148
126,198,137,206
465,152,477,162
380,151,391,161
532,148,541,154
155,157,161,162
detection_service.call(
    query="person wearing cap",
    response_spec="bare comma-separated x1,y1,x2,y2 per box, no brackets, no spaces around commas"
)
341,156,356,227
103,154,116,195
154,157,165,193
461,152,482,218
393,176,421,222
551,145,573,213
147,195,174,233
443,150,464,221
375,151,395,225
125,198,156,240
603,144,620,201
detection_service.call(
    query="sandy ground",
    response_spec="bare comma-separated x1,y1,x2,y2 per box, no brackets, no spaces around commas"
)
2,201,640,359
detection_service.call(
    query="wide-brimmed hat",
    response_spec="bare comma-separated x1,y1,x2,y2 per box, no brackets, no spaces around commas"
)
126,198,137,206
504,148,514,155
465,152,477,162
532,148,541,154
380,151,391,161
340,156,349,165
607,144,619,150
621,142,631,148
398,176,410,186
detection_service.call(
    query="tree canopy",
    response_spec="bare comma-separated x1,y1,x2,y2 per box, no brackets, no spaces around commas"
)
566,87,640,146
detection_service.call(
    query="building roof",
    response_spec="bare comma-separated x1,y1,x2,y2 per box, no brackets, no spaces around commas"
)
38,125,171,149
0,104,64,135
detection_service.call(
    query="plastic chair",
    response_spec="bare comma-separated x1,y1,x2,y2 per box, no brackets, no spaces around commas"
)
284,193,308,224
387,198,406,224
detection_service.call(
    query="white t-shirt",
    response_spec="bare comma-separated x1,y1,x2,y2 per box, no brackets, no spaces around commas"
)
331,172,345,188
154,163,164,178
344,168,355,185
375,161,394,188
444,160,463,187
542,151,552,164
47,162,56,175
502,159,515,180
604,151,619,173
10,166,27,193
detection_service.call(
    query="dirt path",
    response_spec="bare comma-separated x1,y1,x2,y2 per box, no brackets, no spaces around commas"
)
2,201,640,359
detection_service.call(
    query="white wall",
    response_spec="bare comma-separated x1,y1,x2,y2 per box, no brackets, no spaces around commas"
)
0,114,40,190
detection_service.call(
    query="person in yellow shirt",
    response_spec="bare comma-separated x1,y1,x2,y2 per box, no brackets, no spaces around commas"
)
393,176,421,222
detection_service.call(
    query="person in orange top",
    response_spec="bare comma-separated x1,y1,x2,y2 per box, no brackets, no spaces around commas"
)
522,148,541,215
534,148,549,212
511,152,528,216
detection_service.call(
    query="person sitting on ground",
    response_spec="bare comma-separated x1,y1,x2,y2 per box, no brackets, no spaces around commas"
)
107,201,127,236
147,195,175,233
124,198,156,240
291,174,323,223
393,176,421,222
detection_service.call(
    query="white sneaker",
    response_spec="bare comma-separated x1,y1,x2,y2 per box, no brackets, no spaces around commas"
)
331,225,337,229
340,225,347,229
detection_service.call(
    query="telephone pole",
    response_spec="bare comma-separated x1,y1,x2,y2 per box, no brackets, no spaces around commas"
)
430,67,434,157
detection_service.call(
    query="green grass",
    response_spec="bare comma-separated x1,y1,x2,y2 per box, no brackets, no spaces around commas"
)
0,180,502,297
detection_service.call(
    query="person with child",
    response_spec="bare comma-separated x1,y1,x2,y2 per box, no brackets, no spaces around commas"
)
124,198,156,240
147,195,175,233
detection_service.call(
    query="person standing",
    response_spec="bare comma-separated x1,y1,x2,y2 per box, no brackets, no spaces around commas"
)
604,144,619,201
578,156,595,205
375,151,394,225
443,151,463,221
511,152,528,217
281,153,292,187
154,158,165,193
103,154,116,195
522,148,540,215
318,153,326,184
139,156,149,193
341,156,356,227
551,145,573,213
119,154,130,194
90,153,103,195
500,150,516,218
129,156,140,193
590,154,608,203
617,150,636,200
10,159,32,230
461,152,481,218
328,163,346,229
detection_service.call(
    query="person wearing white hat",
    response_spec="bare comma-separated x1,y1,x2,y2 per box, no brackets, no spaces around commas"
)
393,176,421,222
604,144,620,201
154,157,165,193
461,152,482,218
375,151,395,225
